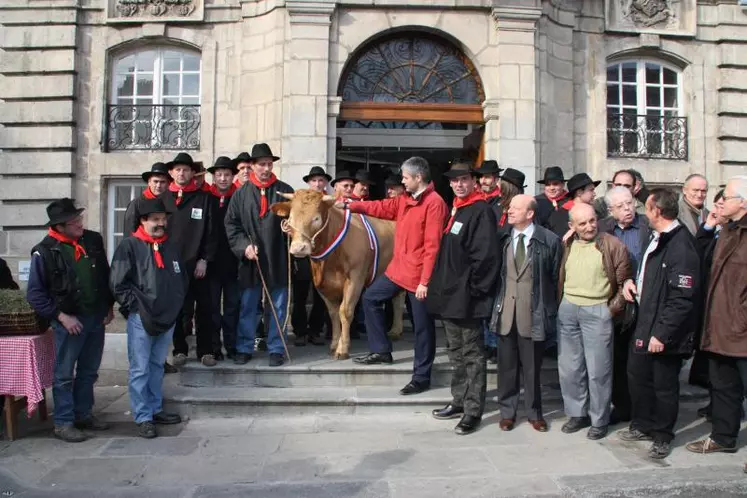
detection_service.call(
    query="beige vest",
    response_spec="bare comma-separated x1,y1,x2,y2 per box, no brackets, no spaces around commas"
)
500,240,533,338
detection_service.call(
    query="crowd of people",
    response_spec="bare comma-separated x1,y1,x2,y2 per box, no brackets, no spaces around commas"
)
12,145,746,467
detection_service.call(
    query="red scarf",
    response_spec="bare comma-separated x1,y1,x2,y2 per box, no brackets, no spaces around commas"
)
210,184,238,208
249,172,278,218
233,178,243,189
484,188,501,202
47,228,87,261
168,180,199,206
142,188,158,200
548,191,568,210
132,226,168,269
498,211,508,227
200,182,211,192
444,190,485,234
562,199,575,211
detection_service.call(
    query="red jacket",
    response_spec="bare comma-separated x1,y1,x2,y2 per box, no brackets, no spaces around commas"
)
349,186,448,292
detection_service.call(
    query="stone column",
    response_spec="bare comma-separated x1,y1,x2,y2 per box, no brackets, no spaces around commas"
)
492,5,542,190
280,1,335,188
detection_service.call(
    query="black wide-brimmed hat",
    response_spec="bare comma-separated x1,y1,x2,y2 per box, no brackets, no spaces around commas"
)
331,170,355,187
233,152,252,166
141,162,171,183
193,161,206,177
354,170,376,186
136,197,173,219
538,166,566,185
208,156,238,175
250,143,280,162
303,166,332,183
501,168,527,189
473,160,502,176
385,174,403,187
443,162,477,179
45,198,85,227
567,173,601,195
167,152,197,171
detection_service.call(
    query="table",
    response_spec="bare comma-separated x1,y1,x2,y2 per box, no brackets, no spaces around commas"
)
0,329,55,440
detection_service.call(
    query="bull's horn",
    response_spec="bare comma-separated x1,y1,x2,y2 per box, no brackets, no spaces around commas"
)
279,193,295,200
322,195,336,202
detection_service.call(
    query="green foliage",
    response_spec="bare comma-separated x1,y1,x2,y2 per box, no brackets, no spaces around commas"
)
0,289,34,314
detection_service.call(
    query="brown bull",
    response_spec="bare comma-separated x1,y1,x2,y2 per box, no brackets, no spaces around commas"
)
271,190,404,359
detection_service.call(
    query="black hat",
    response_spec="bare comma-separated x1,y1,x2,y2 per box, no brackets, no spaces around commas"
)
303,166,332,183
250,143,280,162
567,173,601,195
537,166,566,185
501,168,527,190
443,162,476,179
331,170,355,187
354,170,376,186
45,198,85,227
141,162,170,183
385,174,403,187
233,152,252,166
136,197,173,219
193,161,206,177
208,156,238,175
167,152,198,171
473,160,502,176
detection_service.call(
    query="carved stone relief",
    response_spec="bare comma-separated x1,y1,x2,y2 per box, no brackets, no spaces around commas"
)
107,0,203,22
605,0,695,36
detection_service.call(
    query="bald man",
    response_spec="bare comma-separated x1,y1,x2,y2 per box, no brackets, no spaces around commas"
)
489,194,562,432
557,203,632,440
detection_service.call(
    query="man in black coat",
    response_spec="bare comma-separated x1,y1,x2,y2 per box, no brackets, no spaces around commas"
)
123,162,174,235
165,152,217,368
427,162,499,435
110,197,186,438
225,143,294,367
535,166,569,229
620,188,700,459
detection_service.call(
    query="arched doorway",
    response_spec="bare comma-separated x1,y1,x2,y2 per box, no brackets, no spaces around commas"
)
336,31,485,202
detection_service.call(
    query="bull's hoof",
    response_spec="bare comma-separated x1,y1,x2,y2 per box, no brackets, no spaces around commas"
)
387,332,403,341
332,351,350,360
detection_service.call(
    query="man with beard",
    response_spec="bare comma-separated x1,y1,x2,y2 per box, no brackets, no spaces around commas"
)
473,160,502,210
535,167,569,229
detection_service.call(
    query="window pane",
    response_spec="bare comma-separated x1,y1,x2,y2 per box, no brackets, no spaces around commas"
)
621,62,637,82
663,68,677,85
606,65,619,82
623,130,638,154
115,210,126,233
163,51,182,72
136,74,154,98
183,74,200,96
162,73,180,96
115,187,132,209
607,84,619,106
115,103,133,121
664,87,678,108
116,75,134,97
114,235,123,249
183,53,200,71
646,86,661,108
136,50,156,72
163,97,178,106
622,85,637,106
182,97,199,106
116,55,135,73
645,63,660,84
134,121,153,144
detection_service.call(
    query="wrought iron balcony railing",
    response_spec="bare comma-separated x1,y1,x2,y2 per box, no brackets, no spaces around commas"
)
105,104,200,151
607,113,687,160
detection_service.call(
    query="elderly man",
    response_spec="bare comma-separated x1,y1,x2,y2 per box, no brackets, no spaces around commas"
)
340,157,448,395
557,203,631,440
535,166,569,229
621,188,700,459
110,197,186,438
331,170,356,199
385,174,405,198
687,176,747,455
352,170,375,200
427,162,499,435
27,199,115,442
547,173,600,239
599,186,651,424
490,194,561,432
225,143,294,366
679,174,710,235
595,170,645,220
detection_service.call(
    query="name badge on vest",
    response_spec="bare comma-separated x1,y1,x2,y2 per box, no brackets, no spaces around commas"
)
450,221,463,235
191,208,203,220
173,261,181,274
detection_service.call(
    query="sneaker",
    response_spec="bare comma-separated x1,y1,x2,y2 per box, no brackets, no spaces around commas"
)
619,428,653,441
649,440,671,460
269,353,285,367
201,354,217,367
172,353,187,367
74,415,110,431
138,421,157,439
54,425,88,443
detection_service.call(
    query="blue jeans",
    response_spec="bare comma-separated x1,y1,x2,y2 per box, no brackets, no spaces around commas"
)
237,286,288,355
51,313,105,426
127,313,174,424
484,320,497,348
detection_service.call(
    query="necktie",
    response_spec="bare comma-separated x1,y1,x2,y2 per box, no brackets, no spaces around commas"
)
515,233,526,270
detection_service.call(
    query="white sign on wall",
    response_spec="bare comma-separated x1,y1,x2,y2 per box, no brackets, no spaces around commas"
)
18,260,30,282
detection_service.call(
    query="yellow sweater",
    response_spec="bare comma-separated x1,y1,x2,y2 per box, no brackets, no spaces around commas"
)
564,240,610,306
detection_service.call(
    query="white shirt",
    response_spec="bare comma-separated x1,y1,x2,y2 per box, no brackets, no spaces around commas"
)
511,223,535,256
636,219,680,302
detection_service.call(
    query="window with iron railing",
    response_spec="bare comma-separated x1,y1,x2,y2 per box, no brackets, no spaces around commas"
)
106,47,201,151
606,61,687,160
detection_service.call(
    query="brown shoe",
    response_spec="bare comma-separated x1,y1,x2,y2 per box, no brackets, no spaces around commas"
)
499,419,515,431
686,438,737,454
529,419,548,432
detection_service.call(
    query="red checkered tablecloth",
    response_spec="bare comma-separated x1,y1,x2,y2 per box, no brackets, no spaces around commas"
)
0,329,55,416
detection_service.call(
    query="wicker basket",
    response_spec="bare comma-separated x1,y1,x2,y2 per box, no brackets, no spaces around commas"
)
0,311,48,337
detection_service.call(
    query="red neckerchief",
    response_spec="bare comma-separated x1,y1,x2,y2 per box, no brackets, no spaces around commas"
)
233,178,242,189
47,228,87,261
200,182,211,192
168,180,198,206
249,172,278,217
210,184,238,208
484,188,501,202
142,188,157,200
349,195,366,201
132,226,168,269
548,191,568,210
444,190,485,234
498,211,508,227
562,199,575,211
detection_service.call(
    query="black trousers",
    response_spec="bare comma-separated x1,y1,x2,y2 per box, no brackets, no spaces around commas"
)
628,351,683,443
173,275,213,359
496,320,544,421
708,353,747,448
444,318,486,417
688,350,711,389
208,270,240,355
291,275,330,339
611,325,632,419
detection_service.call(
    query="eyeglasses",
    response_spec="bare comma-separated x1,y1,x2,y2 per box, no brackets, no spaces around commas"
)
722,195,743,202
613,183,634,189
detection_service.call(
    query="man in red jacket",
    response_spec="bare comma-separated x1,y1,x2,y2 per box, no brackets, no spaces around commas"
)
337,156,449,395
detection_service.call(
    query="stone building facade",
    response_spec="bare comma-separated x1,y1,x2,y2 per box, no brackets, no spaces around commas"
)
1,0,746,272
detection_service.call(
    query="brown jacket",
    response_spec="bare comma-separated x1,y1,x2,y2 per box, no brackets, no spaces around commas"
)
558,232,632,317
701,215,747,357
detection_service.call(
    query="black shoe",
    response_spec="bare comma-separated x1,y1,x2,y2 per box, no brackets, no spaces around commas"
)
618,428,653,441
353,352,393,365
138,421,157,439
53,425,88,443
214,351,225,361
484,347,496,361
308,335,325,346
233,353,252,365
269,353,285,367
226,349,236,360
153,412,182,425
255,338,268,352
561,416,591,434
74,415,110,431
609,409,631,425
432,404,464,420
164,362,178,374
587,425,608,440
294,337,307,347
399,380,429,396
697,403,712,419
649,440,671,460
454,415,481,435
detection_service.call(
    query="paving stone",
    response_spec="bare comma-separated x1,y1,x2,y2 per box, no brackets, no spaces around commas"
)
194,480,392,498
101,436,201,457
390,475,562,498
247,415,320,434
140,454,264,486
277,430,401,455
18,489,189,498
181,418,255,437
483,442,625,476
198,434,283,457
39,457,148,487
0,435,109,459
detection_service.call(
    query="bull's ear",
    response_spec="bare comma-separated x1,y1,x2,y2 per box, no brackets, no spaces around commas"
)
279,192,294,200
270,202,291,218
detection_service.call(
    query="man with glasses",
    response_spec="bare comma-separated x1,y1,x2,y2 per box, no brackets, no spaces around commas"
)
596,170,645,220
679,173,710,236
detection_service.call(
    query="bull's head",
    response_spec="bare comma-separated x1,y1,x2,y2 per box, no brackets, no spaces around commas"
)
270,189,336,257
